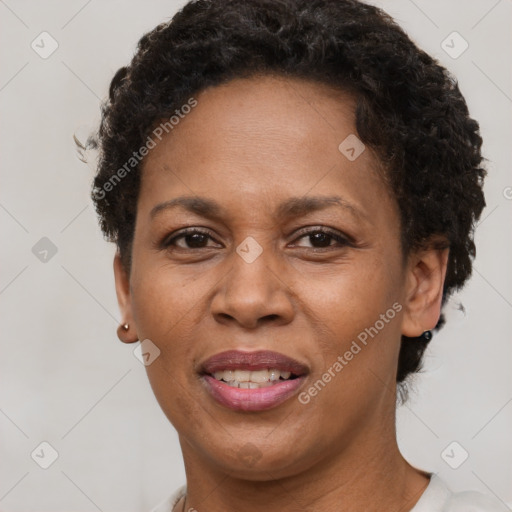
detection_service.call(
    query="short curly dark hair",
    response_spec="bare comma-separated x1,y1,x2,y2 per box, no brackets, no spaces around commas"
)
89,0,486,385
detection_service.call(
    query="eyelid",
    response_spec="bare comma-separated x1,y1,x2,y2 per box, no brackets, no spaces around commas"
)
288,226,356,251
160,227,222,249
289,225,355,246
159,225,354,252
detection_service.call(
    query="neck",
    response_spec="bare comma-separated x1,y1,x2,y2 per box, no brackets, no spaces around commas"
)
177,414,430,512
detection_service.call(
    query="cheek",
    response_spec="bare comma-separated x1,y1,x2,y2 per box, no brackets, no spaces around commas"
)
297,258,402,341
298,259,404,399
129,262,202,356
130,243,403,356
129,263,211,427
131,245,213,317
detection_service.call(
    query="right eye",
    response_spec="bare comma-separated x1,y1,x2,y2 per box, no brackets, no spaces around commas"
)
161,228,222,250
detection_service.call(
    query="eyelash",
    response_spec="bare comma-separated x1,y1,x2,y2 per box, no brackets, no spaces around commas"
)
161,226,353,251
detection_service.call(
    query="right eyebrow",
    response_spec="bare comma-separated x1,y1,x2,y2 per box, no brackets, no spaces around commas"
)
150,194,366,223
150,196,226,220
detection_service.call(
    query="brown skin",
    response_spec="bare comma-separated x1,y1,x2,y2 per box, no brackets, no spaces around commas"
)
114,75,448,512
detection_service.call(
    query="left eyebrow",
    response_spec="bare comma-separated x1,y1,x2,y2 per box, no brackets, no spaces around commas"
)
150,194,366,222
275,195,365,221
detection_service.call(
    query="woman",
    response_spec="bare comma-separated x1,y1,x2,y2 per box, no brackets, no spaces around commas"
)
89,0,507,510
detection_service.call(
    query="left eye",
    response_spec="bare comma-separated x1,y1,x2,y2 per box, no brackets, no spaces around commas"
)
291,229,351,249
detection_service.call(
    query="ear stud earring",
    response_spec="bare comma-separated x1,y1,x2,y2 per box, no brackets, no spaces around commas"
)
121,323,129,331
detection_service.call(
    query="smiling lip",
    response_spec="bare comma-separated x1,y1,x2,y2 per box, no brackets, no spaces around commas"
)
200,350,309,412
201,350,309,374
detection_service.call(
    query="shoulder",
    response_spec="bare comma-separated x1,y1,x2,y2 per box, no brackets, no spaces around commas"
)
149,484,187,512
445,489,510,512
412,474,509,512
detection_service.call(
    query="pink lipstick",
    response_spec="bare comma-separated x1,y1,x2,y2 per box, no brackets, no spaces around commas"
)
200,350,308,412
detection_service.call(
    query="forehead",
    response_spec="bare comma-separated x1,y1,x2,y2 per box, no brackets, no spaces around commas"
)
138,74,393,223
153,74,359,162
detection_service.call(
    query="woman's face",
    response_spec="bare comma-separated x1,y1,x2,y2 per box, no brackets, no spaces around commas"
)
115,75,442,480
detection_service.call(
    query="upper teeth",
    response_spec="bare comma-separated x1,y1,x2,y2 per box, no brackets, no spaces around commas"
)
212,369,292,388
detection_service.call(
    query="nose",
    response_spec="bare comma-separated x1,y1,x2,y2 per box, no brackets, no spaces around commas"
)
210,247,295,330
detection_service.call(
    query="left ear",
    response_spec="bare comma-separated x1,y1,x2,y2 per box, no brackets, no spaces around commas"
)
401,243,449,338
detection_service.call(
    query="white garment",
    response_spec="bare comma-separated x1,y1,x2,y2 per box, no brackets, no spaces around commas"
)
150,474,509,512
409,474,509,512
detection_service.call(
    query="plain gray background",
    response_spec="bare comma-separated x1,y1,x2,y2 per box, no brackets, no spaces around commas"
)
1,1,511,510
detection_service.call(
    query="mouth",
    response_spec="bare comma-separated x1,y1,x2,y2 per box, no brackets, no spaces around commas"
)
199,350,308,412
210,368,299,388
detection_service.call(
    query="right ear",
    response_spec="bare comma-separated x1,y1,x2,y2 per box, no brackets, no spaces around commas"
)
113,252,138,343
